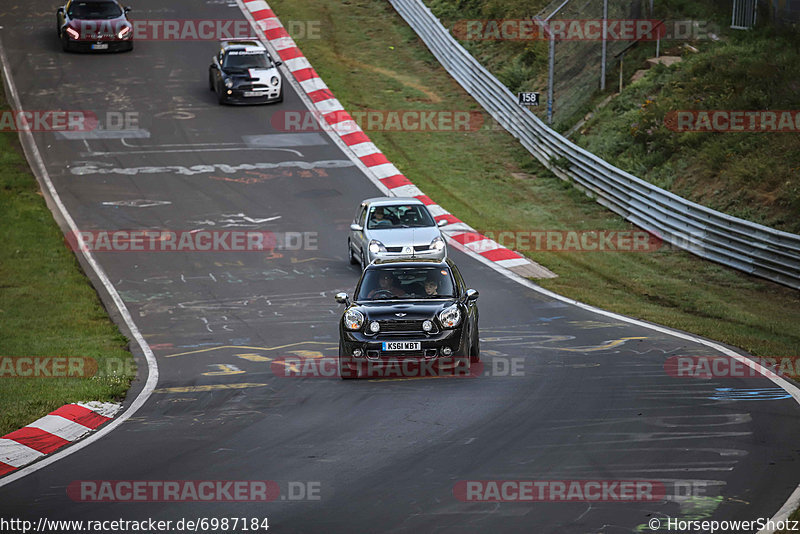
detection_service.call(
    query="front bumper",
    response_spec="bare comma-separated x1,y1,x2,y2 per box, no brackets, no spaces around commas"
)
339,328,469,378
64,39,132,52
222,86,282,105
366,247,446,264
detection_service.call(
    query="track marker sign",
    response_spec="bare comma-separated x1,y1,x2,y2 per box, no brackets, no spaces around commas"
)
518,92,540,106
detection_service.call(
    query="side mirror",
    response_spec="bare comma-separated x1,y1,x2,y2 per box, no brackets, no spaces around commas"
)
437,219,449,227
124,6,131,13
466,288,479,301
57,7,65,14
350,223,363,232
335,292,350,305
209,63,218,69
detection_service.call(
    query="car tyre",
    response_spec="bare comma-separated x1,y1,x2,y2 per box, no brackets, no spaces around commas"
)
470,334,480,363
217,90,228,105
348,239,359,265
360,250,367,271
209,71,215,91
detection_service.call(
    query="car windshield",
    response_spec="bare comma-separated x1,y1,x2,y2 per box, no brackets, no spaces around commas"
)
68,1,122,19
366,204,435,229
223,50,270,70
357,267,455,301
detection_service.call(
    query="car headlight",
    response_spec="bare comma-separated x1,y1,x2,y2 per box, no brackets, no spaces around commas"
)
270,76,279,86
368,240,386,254
430,236,446,251
344,309,364,331
66,26,80,40
438,305,461,328
224,78,234,89
117,25,131,39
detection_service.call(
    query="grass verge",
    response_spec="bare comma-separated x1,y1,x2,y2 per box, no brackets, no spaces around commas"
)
269,0,800,366
0,85,135,437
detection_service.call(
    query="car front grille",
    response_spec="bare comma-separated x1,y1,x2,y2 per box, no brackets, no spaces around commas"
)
376,320,438,334
383,246,432,253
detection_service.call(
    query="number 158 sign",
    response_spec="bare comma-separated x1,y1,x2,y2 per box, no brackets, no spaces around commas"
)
518,92,540,106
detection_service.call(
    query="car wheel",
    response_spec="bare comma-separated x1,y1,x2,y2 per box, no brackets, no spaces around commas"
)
276,88,284,103
60,34,70,52
348,239,358,265
338,342,355,380
470,333,481,363
209,72,215,91
360,250,367,270
217,90,228,105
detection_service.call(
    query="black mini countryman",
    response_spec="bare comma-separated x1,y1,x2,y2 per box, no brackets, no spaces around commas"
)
335,258,479,379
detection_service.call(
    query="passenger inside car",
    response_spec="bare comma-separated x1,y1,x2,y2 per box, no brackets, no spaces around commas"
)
370,207,396,228
367,271,406,299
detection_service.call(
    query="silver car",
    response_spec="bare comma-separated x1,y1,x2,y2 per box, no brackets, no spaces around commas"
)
347,197,448,269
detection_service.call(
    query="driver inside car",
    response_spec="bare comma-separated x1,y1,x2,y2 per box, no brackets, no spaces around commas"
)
370,207,396,227
367,271,406,299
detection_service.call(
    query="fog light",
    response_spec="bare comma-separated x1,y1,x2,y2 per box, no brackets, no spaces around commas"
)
422,320,433,332
441,347,452,356
352,348,363,358
369,321,380,333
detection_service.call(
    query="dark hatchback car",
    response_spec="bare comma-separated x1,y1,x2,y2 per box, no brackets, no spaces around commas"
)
335,258,479,379
57,0,133,52
208,40,283,105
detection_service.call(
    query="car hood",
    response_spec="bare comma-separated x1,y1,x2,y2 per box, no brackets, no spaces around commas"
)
368,227,441,247
227,67,279,81
68,16,129,30
353,300,456,321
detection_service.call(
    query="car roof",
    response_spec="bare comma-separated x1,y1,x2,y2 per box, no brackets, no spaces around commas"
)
360,197,425,208
221,40,267,53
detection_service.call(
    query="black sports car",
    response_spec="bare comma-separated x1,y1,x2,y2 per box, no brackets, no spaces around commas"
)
57,0,133,53
209,40,283,105
335,258,480,379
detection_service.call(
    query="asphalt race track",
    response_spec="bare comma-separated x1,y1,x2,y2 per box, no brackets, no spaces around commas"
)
1,1,800,532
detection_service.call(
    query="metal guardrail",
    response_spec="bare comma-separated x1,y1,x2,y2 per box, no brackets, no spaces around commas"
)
390,0,800,290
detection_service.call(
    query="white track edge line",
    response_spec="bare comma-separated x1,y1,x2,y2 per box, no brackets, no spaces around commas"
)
0,35,159,488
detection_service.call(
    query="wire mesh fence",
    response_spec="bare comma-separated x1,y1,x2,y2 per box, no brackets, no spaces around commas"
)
533,0,654,129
